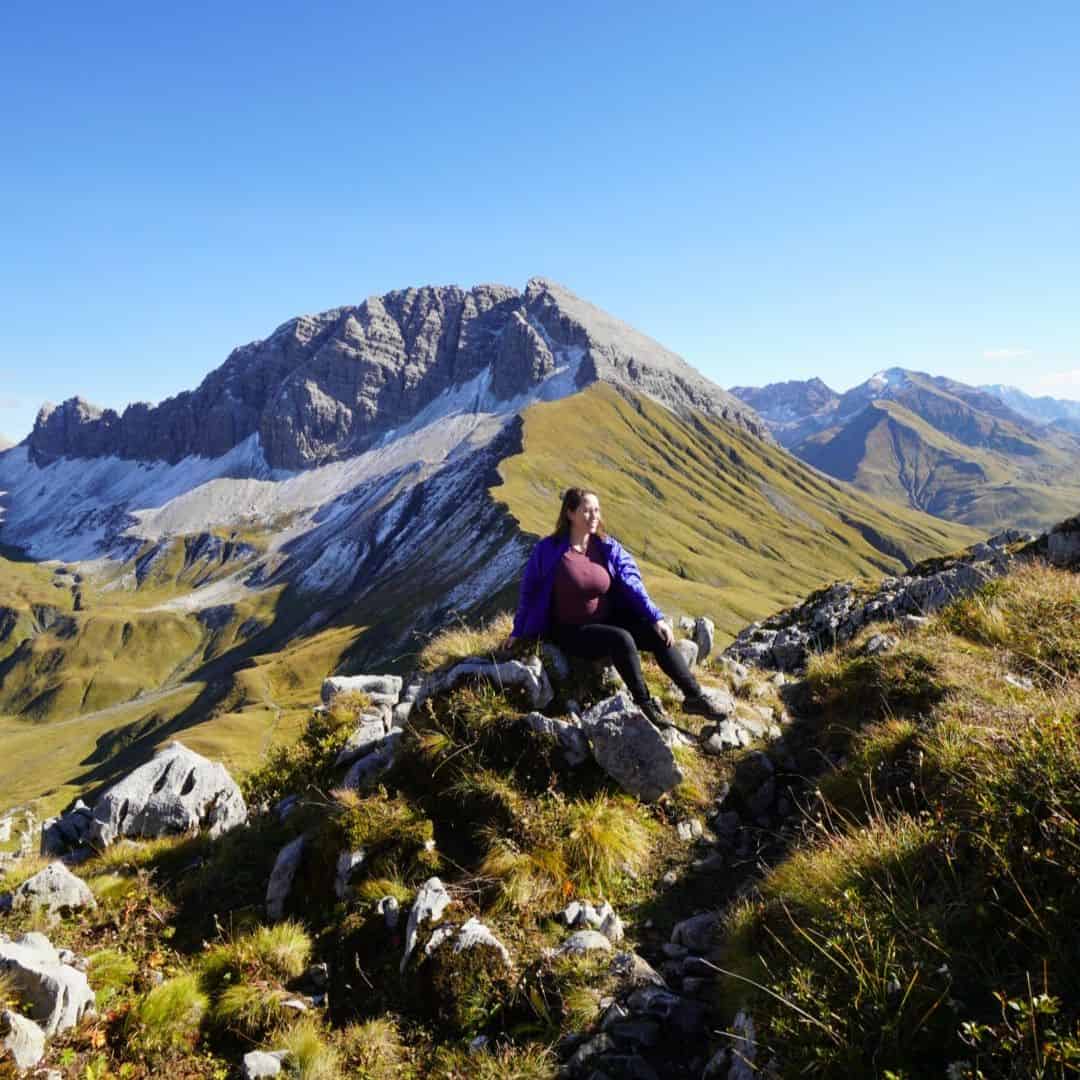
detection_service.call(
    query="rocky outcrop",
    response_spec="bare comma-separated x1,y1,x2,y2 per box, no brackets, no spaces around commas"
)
725,529,1033,672
87,741,247,848
28,279,766,470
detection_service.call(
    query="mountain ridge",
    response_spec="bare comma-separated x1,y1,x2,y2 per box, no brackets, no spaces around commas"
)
28,278,765,471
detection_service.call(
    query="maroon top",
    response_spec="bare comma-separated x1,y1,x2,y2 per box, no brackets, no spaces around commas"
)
552,544,612,625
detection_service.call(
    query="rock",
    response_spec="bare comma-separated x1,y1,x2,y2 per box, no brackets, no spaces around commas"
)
266,835,305,921
701,720,749,755
401,877,451,973
0,938,95,1035
676,819,704,843
437,917,512,967
565,1033,617,1074
580,693,684,802
0,1009,45,1070
241,1049,289,1079
864,632,898,656
321,674,403,706
11,863,96,918
559,930,613,956
609,951,666,988
675,639,699,669
391,701,414,728
525,712,590,766
671,912,720,953
593,1053,660,1079
88,741,247,848
1004,673,1034,691
727,1010,758,1080
343,730,402,790
599,907,625,944
334,714,392,767
625,985,706,1034
418,655,553,711
377,895,400,930
39,800,93,855
693,617,716,662
1047,515,1080,568
334,849,366,899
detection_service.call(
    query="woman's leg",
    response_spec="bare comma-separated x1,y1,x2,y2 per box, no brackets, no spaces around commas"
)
550,622,652,704
622,617,703,699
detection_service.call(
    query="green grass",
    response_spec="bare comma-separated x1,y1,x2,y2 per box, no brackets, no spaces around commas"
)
712,562,1080,1078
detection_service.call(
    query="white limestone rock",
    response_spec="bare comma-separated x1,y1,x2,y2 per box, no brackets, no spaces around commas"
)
0,1009,46,1070
417,655,553,711
321,674,403,707
88,741,247,848
0,938,95,1036
11,863,96,918
266,835,305,922
401,877,452,973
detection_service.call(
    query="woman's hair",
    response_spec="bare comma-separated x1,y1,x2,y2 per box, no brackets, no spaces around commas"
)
552,487,607,539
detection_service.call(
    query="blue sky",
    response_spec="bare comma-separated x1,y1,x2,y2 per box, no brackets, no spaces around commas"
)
2,1,1078,441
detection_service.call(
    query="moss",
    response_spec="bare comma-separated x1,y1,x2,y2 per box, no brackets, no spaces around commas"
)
418,938,515,1037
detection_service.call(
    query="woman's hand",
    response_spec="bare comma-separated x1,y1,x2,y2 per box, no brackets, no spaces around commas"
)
654,619,674,647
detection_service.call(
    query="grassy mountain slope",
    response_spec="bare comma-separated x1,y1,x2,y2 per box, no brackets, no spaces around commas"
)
798,400,1080,529
715,560,1080,1076
494,384,978,635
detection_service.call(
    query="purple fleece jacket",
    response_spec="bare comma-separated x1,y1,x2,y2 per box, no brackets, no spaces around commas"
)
511,534,663,638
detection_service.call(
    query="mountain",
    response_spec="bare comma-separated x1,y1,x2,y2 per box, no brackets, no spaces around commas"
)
731,368,1080,529
0,281,977,820
727,377,839,446
981,383,1080,434
0,435,12,451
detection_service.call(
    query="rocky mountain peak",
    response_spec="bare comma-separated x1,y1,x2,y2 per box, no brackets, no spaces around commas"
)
27,279,766,470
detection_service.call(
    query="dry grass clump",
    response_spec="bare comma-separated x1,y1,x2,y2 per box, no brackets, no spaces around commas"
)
330,789,438,883
201,920,313,990
428,1041,558,1079
418,611,515,672
280,1016,343,1080
327,689,373,724
213,981,293,1037
339,1016,408,1079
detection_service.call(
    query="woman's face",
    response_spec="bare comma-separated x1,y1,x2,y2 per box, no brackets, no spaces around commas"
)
566,493,601,535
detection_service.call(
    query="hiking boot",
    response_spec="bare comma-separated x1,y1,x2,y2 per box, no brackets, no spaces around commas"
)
681,692,729,721
635,696,673,729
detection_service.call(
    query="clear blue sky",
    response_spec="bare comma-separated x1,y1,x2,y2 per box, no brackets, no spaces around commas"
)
2,1,1078,442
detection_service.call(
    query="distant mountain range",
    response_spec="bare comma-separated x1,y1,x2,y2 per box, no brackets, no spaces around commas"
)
730,369,1080,529
980,383,1080,434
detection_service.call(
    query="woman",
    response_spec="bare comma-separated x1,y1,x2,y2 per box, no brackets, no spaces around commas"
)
509,488,726,726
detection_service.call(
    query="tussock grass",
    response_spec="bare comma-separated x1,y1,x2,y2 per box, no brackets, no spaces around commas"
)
714,562,1080,1077
418,612,515,672
327,689,373,724
201,920,312,991
213,981,292,1037
86,948,138,1004
428,1042,557,1079
127,972,208,1056
280,1016,343,1080
560,793,654,896
339,1016,407,1079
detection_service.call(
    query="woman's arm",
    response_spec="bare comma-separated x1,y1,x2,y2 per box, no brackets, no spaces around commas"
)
510,540,547,639
608,538,664,626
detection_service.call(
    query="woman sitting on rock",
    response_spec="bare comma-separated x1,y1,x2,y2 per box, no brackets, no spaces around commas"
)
509,487,725,726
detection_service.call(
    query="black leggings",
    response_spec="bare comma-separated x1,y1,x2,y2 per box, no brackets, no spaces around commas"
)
550,614,702,705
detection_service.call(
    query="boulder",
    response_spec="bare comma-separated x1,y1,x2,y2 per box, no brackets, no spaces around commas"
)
88,741,247,848
401,877,452,973
322,674,403,707
0,938,95,1036
674,639,699,669
580,694,684,802
524,711,590,766
417,655,553,711
693,616,716,662
0,1009,45,1070
266,835,305,921
11,863,96,918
